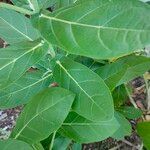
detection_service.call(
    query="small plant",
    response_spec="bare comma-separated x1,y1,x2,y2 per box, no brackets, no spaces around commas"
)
0,0,150,149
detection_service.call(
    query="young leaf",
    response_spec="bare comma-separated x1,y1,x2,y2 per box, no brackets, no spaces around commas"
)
59,112,119,143
53,137,71,150
96,55,150,90
0,8,39,44
72,143,82,150
0,39,48,88
0,70,52,109
0,139,33,150
112,112,132,140
32,143,44,150
112,85,128,106
137,122,150,150
11,87,75,144
116,106,142,119
38,0,150,59
54,58,114,122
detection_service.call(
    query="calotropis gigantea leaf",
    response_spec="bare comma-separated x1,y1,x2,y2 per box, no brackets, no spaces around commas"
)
54,58,114,122
59,112,119,143
112,85,128,106
55,0,78,8
53,137,71,150
32,143,44,150
37,0,150,59
0,39,48,88
137,122,150,150
0,139,33,150
116,106,142,119
11,87,75,144
112,112,131,140
11,0,77,11
0,8,39,44
0,70,52,109
96,55,150,90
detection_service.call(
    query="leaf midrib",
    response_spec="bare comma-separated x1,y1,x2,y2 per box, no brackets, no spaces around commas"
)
40,14,149,32
56,61,105,113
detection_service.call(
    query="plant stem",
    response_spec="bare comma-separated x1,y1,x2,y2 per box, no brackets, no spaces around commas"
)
0,2,34,15
28,0,39,12
49,131,56,150
143,74,150,110
124,84,138,109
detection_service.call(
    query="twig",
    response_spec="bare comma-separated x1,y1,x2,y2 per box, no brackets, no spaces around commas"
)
124,84,138,109
122,139,139,149
109,144,122,150
143,74,150,111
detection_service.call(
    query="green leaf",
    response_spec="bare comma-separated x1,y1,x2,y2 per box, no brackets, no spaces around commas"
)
0,39,48,88
32,143,44,150
54,57,114,122
112,85,128,106
11,87,75,144
116,106,142,119
137,122,150,150
11,0,31,10
53,137,71,150
0,70,52,109
96,55,150,90
11,0,76,10
72,143,82,150
0,8,39,44
38,0,150,59
56,0,78,8
0,139,33,150
59,112,119,143
112,112,132,140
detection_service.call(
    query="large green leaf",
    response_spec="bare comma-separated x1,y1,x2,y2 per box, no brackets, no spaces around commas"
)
112,112,131,140
0,139,33,150
137,122,150,150
0,39,48,88
0,70,52,109
0,8,39,44
59,112,119,143
96,55,150,90
11,87,75,144
38,0,150,59
54,58,114,122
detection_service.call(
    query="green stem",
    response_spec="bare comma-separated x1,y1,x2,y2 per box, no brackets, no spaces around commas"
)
0,2,34,15
49,131,56,150
124,84,138,109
